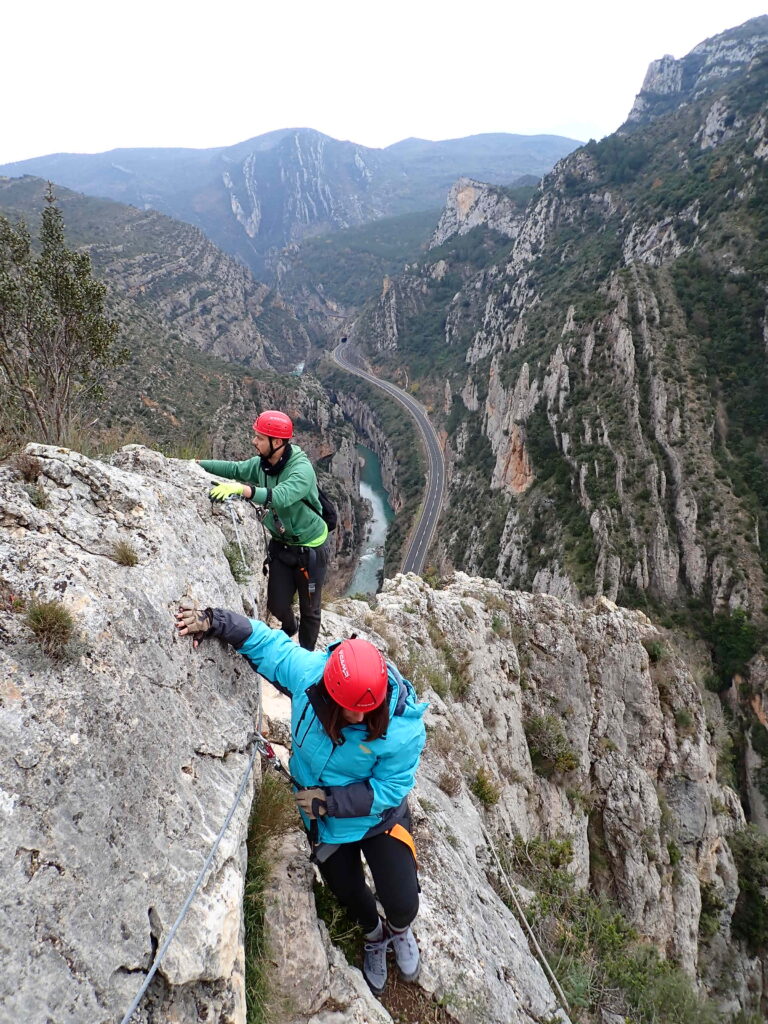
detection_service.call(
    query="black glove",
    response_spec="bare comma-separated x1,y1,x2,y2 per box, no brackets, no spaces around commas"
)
295,787,328,819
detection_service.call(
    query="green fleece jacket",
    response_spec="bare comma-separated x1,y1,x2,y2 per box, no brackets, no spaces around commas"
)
200,443,326,546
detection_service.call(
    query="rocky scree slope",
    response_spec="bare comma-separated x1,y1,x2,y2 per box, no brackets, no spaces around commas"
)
349,18,768,625
0,445,762,1022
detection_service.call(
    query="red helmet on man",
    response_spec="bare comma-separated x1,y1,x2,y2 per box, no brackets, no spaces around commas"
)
324,638,388,711
253,410,293,439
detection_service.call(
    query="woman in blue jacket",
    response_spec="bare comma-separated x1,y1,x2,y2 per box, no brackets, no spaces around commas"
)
176,604,428,997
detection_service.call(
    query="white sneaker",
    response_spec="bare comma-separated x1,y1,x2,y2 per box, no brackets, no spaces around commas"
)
388,925,420,982
363,936,389,995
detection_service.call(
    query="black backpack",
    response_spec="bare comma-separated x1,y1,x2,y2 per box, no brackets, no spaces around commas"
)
303,487,338,532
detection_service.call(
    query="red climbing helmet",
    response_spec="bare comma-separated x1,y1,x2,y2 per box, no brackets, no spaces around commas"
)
253,410,293,439
324,639,389,711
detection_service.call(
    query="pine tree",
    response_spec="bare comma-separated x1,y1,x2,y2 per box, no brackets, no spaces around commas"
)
0,184,123,445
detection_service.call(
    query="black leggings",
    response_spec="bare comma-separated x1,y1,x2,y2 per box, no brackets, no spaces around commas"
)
317,831,419,933
267,539,328,651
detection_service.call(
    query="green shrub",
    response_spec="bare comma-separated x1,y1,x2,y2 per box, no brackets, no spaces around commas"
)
25,598,75,657
224,541,250,583
111,539,139,566
731,825,768,955
698,882,725,941
497,825,718,1023
524,714,580,777
470,767,500,807
707,609,761,685
24,482,49,509
643,638,666,664
674,709,695,736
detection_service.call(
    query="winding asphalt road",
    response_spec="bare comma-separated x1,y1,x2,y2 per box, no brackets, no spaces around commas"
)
331,342,446,575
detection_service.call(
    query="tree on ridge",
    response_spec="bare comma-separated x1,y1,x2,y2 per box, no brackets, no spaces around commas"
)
0,183,123,446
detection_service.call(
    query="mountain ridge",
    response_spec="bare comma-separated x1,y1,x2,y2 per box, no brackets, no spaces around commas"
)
0,129,581,280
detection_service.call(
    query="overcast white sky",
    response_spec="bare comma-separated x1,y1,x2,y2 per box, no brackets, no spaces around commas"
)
2,1,766,165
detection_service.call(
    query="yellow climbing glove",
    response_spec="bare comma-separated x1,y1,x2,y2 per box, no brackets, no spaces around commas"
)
208,480,247,502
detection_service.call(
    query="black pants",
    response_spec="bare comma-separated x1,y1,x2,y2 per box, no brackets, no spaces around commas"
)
267,538,328,651
317,831,419,932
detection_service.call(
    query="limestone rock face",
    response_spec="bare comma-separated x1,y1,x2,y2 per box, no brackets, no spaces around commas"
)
1,448,761,1023
625,16,768,126
0,445,269,1024
431,178,528,248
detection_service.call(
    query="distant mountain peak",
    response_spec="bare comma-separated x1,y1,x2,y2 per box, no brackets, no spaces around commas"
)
625,15,768,127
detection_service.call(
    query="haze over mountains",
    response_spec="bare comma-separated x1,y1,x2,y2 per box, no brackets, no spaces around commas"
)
0,130,581,280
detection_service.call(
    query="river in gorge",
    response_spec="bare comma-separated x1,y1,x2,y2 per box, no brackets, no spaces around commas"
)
345,445,394,596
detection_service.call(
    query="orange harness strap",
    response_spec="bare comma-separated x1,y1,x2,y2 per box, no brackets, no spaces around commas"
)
385,823,417,864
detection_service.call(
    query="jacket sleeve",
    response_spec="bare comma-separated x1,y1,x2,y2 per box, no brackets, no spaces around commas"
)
231,615,324,696
324,724,426,818
199,458,260,484
251,458,314,510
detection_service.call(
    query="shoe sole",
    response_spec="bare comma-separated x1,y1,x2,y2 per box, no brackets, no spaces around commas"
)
398,965,421,983
364,977,386,996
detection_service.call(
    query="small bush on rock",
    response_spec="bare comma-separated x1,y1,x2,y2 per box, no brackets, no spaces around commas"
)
24,483,49,509
731,825,768,955
25,598,75,658
111,540,139,566
470,767,500,806
524,714,579,777
13,452,41,481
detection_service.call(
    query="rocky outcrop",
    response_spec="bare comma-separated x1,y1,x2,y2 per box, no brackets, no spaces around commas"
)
351,18,768,622
1,446,764,1022
0,176,310,374
0,445,268,1024
625,15,768,127
430,178,528,248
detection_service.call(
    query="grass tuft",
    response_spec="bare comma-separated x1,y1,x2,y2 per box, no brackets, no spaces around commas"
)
25,598,75,658
244,772,297,1024
111,539,139,566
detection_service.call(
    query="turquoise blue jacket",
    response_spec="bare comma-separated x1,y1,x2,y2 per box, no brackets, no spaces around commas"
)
208,610,428,845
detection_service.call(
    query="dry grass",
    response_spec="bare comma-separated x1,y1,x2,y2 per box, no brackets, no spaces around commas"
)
25,598,75,658
111,539,139,566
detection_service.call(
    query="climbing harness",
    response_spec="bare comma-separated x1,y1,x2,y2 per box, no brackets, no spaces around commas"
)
385,822,418,864
478,820,571,1018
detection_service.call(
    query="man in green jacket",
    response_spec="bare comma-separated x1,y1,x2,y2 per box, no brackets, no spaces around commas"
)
199,410,329,650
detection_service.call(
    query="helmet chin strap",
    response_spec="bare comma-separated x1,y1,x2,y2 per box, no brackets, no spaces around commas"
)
268,437,286,458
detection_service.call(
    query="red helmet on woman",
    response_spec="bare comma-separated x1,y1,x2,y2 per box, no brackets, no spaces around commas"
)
324,638,388,711
253,410,293,439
